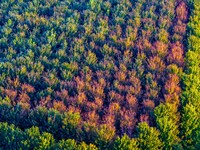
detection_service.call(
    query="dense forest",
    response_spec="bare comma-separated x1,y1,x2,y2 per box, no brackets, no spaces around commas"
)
0,0,199,149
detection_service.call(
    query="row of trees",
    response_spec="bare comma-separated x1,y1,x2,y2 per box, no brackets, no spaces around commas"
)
0,122,98,150
180,0,200,148
1,119,170,150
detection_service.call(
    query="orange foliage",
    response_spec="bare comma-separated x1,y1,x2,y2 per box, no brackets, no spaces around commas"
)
126,94,138,109
85,101,99,112
148,56,165,73
39,95,52,108
77,92,87,105
128,71,141,95
164,74,181,105
75,76,85,92
120,109,136,135
18,92,30,104
102,113,115,126
84,111,99,126
136,38,152,53
143,99,155,110
90,81,105,98
152,41,168,57
168,42,184,66
4,89,17,102
108,91,123,103
21,84,35,93
108,102,121,115
94,97,103,109
115,71,126,82
53,101,67,112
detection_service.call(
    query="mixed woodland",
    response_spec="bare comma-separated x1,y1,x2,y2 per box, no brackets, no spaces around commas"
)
0,0,199,149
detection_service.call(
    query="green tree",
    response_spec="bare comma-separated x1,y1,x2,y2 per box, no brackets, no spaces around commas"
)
137,122,162,150
20,126,41,150
54,139,77,150
0,122,23,149
154,103,180,149
37,132,55,150
181,104,200,149
77,142,98,150
61,111,81,139
95,124,115,149
113,134,139,150
180,0,200,149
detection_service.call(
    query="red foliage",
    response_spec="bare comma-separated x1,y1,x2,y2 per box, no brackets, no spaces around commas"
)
55,89,69,101
125,94,138,109
119,109,137,135
102,113,115,126
176,1,188,22
84,111,99,126
167,41,184,66
128,71,141,95
164,74,181,105
136,38,152,53
3,89,17,104
139,114,149,123
147,56,165,73
173,21,187,36
143,99,155,110
152,41,168,57
39,95,52,108
108,91,124,103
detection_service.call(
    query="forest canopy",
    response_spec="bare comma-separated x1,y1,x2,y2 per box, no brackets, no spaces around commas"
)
0,0,199,149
